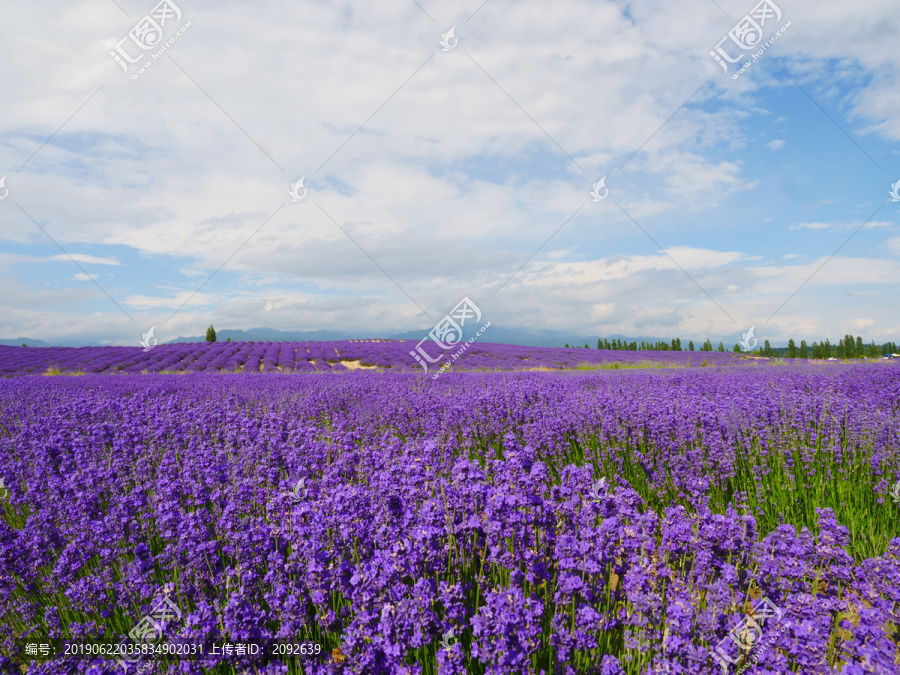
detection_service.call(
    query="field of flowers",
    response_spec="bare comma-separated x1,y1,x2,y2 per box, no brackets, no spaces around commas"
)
0,341,743,377
1,364,899,674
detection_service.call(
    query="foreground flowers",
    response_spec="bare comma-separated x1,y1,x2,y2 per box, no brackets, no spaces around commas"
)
0,365,898,673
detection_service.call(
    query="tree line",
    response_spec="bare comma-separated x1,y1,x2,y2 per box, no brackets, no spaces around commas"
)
562,334,899,359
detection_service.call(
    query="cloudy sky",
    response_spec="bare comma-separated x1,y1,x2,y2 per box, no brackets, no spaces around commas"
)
1,0,898,347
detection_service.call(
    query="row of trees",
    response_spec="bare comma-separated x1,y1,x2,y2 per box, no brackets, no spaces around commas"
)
594,337,727,352
759,335,899,359
583,334,899,359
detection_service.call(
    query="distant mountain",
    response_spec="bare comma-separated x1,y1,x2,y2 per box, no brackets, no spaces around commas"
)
166,326,577,347
0,338,52,347
389,326,616,348
165,326,682,349
166,328,365,344
387,326,574,348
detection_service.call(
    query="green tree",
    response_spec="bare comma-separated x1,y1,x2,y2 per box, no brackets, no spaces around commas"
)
717,342,725,352
702,339,713,352
763,339,772,357
787,338,796,359
733,343,740,352
226,337,231,343
597,338,602,349
856,336,864,358
843,334,854,359
799,340,807,359
565,342,570,348
206,325,217,342
584,343,589,349
688,340,695,351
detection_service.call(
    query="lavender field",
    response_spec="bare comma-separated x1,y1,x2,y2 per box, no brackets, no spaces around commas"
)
1,363,899,674
7,0,900,672
0,341,743,377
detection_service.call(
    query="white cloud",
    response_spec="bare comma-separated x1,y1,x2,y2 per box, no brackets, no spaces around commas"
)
887,236,900,255
2,0,900,345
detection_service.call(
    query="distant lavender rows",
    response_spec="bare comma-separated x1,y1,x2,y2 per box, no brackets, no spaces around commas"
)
0,341,746,376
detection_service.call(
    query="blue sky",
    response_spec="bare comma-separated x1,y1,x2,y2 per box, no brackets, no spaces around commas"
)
1,0,899,346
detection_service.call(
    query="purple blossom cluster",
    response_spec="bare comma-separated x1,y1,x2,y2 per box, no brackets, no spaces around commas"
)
0,341,748,377
0,366,898,674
